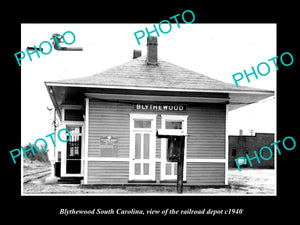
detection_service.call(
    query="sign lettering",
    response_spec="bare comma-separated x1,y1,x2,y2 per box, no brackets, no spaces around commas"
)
134,104,186,112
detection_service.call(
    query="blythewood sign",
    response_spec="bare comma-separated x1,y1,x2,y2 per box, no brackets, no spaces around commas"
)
134,103,187,112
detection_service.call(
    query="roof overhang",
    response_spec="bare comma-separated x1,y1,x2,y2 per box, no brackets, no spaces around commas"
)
228,91,274,110
45,82,274,118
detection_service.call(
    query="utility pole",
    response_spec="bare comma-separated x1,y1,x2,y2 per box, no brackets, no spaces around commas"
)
47,107,58,156
53,108,57,158
176,136,185,194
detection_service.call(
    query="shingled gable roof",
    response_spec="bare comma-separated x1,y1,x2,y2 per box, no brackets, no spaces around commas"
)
47,55,270,93
45,36,274,113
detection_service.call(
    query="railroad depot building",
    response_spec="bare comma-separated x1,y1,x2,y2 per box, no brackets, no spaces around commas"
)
45,37,274,186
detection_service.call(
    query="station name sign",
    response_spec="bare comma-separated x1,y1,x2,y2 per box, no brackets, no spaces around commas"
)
134,103,186,112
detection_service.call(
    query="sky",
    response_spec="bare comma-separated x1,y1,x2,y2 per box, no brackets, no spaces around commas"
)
21,23,276,145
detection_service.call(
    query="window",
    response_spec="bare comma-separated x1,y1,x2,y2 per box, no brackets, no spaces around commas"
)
65,125,82,174
134,119,152,128
64,109,83,121
165,121,182,129
166,163,177,176
57,151,61,162
232,147,236,156
66,126,82,160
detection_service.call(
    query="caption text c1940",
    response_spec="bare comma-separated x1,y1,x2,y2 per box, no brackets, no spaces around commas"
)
59,208,244,216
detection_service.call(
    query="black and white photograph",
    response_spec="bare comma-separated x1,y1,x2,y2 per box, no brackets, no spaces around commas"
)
20,23,276,195
5,5,298,220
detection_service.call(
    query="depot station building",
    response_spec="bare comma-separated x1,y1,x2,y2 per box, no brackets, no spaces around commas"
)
45,37,273,186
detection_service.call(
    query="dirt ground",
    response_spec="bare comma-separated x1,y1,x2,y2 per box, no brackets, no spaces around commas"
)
22,168,276,195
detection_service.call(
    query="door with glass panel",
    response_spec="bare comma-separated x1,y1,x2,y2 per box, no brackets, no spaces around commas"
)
65,125,82,175
161,138,178,180
161,115,188,181
130,114,156,180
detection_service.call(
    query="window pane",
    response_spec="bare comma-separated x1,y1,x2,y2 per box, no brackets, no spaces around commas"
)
134,163,141,175
66,125,82,135
65,109,83,121
173,163,177,175
232,148,236,156
66,159,81,174
134,120,151,128
58,152,61,162
165,121,182,129
143,133,150,159
67,136,81,159
143,163,149,175
165,163,172,175
135,133,141,159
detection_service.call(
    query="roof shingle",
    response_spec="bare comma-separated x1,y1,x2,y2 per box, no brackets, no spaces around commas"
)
50,56,268,93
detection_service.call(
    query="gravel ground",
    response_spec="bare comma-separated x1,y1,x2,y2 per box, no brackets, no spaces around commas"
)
22,168,276,195
23,160,51,176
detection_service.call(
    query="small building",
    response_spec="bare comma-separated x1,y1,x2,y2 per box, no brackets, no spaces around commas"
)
45,36,273,187
228,132,275,169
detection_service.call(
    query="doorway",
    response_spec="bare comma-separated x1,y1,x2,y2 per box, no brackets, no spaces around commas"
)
65,125,83,175
160,115,188,181
129,114,156,181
